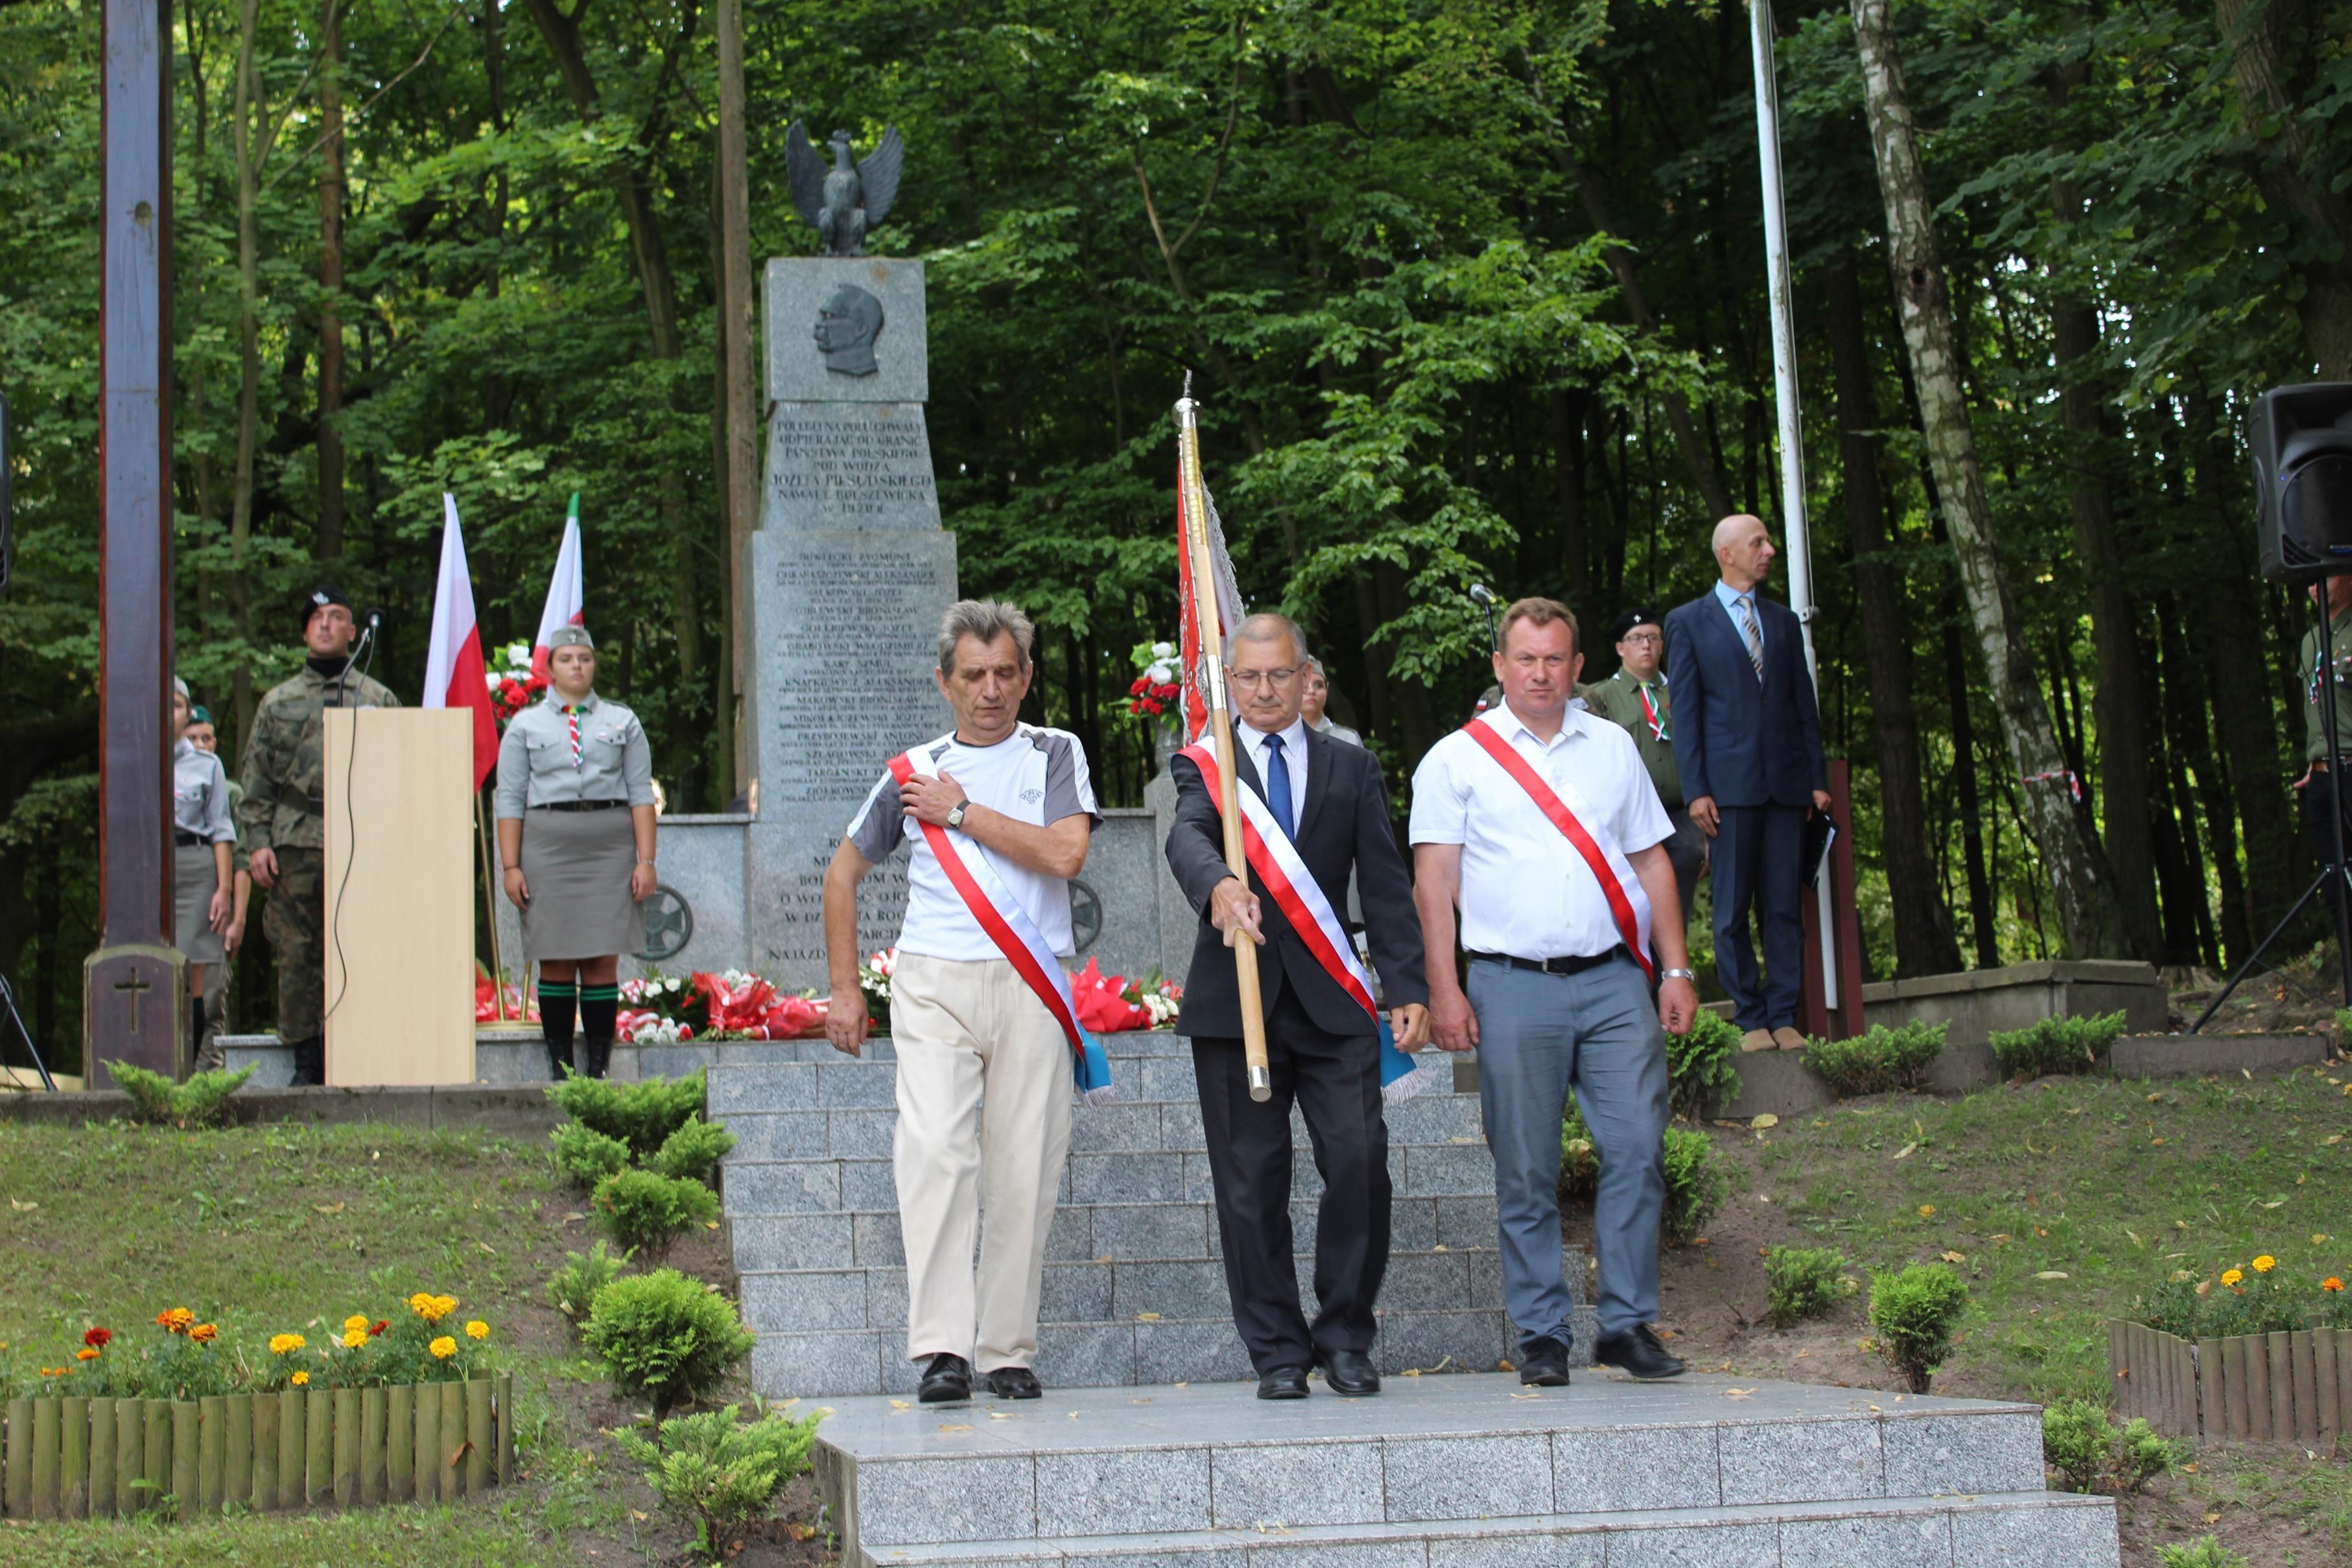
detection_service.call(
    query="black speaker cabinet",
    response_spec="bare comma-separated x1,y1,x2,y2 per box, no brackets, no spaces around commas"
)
2254,382,2352,582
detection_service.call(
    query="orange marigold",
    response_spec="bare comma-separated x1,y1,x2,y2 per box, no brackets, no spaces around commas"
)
156,1307,194,1334
190,1322,218,1343
2325,1278,2345,1293
74,1347,99,1361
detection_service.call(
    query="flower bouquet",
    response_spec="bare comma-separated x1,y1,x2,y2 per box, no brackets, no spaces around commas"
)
475,972,539,1024
857,948,895,1033
1127,639,1180,721
484,641,548,725
617,974,701,1045
1068,957,1182,1033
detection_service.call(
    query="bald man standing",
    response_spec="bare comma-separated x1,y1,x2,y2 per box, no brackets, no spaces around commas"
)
1663,516,1829,1054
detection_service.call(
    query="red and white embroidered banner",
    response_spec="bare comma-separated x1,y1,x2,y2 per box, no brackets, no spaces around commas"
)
1459,719,1655,981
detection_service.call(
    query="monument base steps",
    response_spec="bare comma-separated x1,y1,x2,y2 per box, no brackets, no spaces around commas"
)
810,1373,2115,1568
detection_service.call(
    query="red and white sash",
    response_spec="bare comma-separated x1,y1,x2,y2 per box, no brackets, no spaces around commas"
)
1459,718,1656,981
889,740,1115,1103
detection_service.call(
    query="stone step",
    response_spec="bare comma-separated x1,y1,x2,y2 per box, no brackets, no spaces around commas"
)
805,1373,2108,1567
750,1307,1596,1398
729,1197,1506,1272
720,1136,1499,1217
707,1051,1469,1117
826,1492,2119,1568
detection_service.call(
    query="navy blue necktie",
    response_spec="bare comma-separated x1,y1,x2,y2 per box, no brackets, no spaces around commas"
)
1262,733,1296,839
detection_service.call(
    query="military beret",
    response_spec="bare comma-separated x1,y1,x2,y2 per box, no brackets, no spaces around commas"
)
1609,607,1663,642
547,626,595,651
189,705,213,725
301,584,353,634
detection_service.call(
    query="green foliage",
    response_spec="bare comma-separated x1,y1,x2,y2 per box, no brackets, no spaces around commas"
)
1988,1011,2128,1079
548,1070,709,1161
1868,1263,1970,1394
593,1169,721,1259
547,1241,635,1337
650,1116,737,1186
104,1062,256,1129
551,1122,633,1189
1665,1011,1743,1121
2158,1538,2248,1568
1763,1245,1850,1331
1802,1023,1947,1097
2137,1256,2349,1339
614,1403,823,1555
2041,1399,2179,1495
583,1269,755,1418
1659,1128,1726,1246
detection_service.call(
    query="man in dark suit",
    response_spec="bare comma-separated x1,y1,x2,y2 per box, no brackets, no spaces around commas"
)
1664,515,1831,1054
1166,613,1430,1401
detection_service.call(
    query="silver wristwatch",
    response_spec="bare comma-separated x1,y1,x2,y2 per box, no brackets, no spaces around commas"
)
946,802,969,830
1660,967,1697,983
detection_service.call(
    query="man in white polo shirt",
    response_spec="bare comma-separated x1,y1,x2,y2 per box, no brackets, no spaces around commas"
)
1411,596,1699,1386
823,600,1101,1405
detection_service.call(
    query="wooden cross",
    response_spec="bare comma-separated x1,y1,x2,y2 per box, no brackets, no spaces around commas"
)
113,972,154,1035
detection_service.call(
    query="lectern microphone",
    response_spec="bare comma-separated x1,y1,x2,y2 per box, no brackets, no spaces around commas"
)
1468,582,1499,653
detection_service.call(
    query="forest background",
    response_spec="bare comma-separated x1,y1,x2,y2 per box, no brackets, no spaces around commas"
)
1,0,2347,1068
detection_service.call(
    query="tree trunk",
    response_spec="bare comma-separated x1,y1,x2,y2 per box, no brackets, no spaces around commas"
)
230,0,263,740
1824,249,1959,976
1852,0,2130,958
314,0,346,563
714,0,755,796
1549,388,1588,600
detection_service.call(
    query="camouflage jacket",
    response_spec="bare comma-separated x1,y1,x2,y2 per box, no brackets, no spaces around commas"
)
237,663,403,850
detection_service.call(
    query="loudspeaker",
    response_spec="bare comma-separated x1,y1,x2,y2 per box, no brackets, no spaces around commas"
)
2253,382,2352,582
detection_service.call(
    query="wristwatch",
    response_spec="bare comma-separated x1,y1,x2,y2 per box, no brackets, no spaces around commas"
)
1660,967,1697,983
946,802,969,830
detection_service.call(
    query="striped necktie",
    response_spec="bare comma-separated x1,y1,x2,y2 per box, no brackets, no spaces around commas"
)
565,705,583,767
1737,596,1765,681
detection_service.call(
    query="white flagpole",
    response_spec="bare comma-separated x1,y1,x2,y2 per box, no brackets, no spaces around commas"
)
1748,0,1838,1011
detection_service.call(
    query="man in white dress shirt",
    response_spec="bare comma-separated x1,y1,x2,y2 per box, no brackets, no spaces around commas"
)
1411,596,1699,1385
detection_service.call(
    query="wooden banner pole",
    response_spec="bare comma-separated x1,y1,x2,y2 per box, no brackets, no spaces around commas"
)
474,795,508,1022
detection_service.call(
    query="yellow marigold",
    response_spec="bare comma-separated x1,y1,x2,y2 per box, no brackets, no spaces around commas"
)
75,1347,99,1361
344,1314,370,1334
342,1328,369,1350
434,1294,458,1320
429,1336,457,1360
407,1291,438,1319
156,1307,194,1334
190,1323,218,1344
290,1371,309,1387
2222,1269,2244,1287
268,1333,308,1355
2325,1277,2345,1293
464,1320,489,1341
2253,1255,2277,1274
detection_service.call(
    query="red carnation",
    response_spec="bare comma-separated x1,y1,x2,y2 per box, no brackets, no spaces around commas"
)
83,1327,112,1350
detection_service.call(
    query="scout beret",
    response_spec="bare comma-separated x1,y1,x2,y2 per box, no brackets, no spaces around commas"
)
547,626,595,651
190,705,213,725
301,584,353,634
1609,607,1663,642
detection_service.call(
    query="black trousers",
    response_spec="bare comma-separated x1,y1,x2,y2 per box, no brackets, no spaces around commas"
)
1191,985,1389,1374
1711,803,1805,1031
2302,769,2352,930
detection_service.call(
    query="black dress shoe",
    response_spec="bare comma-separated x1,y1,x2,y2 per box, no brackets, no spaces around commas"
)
982,1365,1042,1399
1593,1325,1688,1381
917,1352,972,1403
1256,1366,1310,1400
1315,1348,1380,1396
1518,1335,1573,1387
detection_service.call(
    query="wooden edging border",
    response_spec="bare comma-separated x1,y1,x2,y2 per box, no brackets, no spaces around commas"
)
2110,1320,2347,1447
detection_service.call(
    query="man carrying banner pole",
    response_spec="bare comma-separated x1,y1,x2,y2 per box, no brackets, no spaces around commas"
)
823,600,1110,1407
1411,596,1699,1387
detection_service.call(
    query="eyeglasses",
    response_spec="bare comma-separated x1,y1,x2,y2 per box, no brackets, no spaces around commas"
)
1227,667,1300,689
1620,632,1663,646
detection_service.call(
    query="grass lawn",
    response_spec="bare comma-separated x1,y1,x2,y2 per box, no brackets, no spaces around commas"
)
1642,1063,2352,1565
0,1119,677,1567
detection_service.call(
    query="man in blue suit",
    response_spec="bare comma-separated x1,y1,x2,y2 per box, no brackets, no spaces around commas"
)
1664,515,1830,1054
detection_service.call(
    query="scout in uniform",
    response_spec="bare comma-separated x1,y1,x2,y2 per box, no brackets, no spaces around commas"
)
494,626,658,1080
1581,609,1706,922
183,707,249,1068
172,680,237,1066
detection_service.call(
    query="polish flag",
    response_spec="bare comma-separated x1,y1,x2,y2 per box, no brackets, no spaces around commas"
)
423,494,500,790
530,493,587,681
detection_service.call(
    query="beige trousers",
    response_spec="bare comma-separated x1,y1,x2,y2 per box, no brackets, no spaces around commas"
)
892,952,1074,1371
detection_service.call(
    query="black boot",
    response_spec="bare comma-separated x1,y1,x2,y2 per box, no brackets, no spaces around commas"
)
538,980,578,1080
288,1036,325,1087
577,987,617,1080
582,1037,612,1080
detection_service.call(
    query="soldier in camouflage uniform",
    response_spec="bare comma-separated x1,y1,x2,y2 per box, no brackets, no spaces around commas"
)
238,586,401,1084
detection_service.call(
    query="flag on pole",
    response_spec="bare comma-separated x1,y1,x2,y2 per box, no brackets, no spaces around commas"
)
1175,472,1245,745
530,492,587,681
424,494,500,789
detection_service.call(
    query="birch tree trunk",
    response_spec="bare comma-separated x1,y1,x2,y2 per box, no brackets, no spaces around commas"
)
714,0,754,797
1851,0,2130,959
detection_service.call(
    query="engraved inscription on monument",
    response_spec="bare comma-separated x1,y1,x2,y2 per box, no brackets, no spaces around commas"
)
762,404,939,531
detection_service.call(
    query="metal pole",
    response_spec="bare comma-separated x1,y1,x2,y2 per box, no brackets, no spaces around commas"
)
1747,0,1838,1009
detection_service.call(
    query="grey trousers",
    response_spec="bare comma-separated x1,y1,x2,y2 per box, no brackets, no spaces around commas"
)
1469,953,1670,1344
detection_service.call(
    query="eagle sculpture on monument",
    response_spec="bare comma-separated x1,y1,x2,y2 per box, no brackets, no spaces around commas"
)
786,123,905,257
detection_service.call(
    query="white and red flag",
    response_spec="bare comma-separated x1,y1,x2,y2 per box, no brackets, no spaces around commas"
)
423,493,500,789
530,492,587,681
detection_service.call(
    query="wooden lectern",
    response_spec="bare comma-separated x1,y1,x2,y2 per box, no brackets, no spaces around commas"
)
322,708,476,1085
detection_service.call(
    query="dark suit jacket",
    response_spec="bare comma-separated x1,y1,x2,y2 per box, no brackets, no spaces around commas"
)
1165,728,1428,1039
1664,589,1828,809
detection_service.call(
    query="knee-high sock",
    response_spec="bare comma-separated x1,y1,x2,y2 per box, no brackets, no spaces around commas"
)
538,980,578,1077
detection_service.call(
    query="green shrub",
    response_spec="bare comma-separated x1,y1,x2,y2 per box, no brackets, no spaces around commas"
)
2158,1538,2248,1568
549,1068,708,1159
615,1402,823,1555
106,1062,255,1129
652,1115,738,1185
583,1268,755,1418
1868,1262,1970,1393
1665,1011,1743,1120
594,1169,721,1258
552,1122,633,1188
1803,1022,1947,1097
1660,1127,1727,1245
2114,1416,2184,1492
1988,1011,2128,1079
2041,1399,2179,1495
1763,1245,1849,1330
547,1241,635,1337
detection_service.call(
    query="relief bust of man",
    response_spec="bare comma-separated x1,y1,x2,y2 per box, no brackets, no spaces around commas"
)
813,284,885,377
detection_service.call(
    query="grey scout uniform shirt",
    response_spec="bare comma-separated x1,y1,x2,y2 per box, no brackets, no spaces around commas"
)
174,738,237,843
493,690,657,817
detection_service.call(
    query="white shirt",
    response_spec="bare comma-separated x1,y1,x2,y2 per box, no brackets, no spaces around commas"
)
1409,702,1673,960
1240,716,1310,828
845,725,1100,961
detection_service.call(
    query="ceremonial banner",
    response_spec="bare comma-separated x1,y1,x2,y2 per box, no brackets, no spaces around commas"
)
1175,475,1245,746
889,742,1116,1103
530,493,587,681
422,495,499,790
